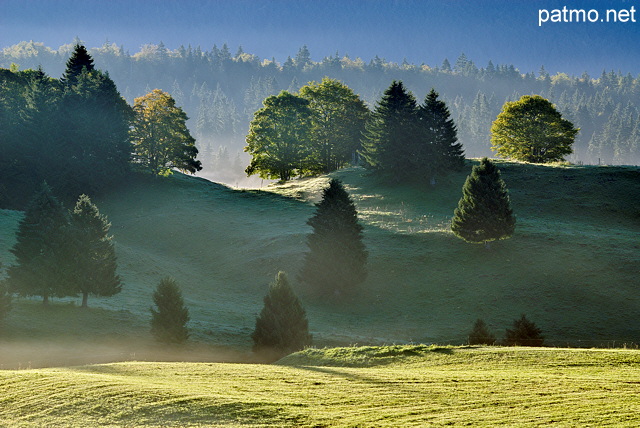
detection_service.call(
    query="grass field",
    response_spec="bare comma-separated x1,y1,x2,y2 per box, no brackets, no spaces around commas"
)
1,160,639,364
0,345,639,427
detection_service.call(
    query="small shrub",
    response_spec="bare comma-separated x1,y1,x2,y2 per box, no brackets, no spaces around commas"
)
504,314,544,347
468,319,496,345
150,277,190,344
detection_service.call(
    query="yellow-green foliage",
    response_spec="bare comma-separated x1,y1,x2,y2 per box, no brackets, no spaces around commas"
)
1,346,639,427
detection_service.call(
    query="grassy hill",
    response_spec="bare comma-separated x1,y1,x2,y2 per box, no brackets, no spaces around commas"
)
1,345,639,426
1,160,639,365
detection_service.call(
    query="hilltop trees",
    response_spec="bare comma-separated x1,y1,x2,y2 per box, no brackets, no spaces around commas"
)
491,95,578,163
451,158,515,246
7,182,70,305
60,43,94,86
68,194,121,308
504,314,544,346
245,91,313,181
150,277,190,344
131,89,202,176
299,179,367,297
299,77,369,173
252,271,312,358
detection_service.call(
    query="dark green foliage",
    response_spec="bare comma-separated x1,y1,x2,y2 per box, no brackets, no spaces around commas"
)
7,182,71,304
451,158,516,245
252,272,312,358
360,81,419,181
150,277,190,344
61,43,95,86
468,319,496,345
0,279,11,325
419,89,465,176
299,179,367,297
504,314,544,347
69,194,122,308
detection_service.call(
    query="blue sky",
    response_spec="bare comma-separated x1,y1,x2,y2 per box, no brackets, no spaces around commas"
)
1,0,639,75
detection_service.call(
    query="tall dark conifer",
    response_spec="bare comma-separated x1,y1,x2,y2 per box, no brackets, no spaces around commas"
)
150,277,190,344
7,182,71,304
419,89,465,177
299,179,367,297
360,80,418,181
252,271,312,359
451,158,515,246
69,194,122,308
61,44,94,87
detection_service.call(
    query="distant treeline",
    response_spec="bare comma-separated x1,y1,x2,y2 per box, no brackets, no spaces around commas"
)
2,40,640,166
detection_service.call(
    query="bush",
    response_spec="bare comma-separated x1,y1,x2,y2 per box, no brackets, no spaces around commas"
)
468,319,496,345
150,277,190,344
504,314,544,347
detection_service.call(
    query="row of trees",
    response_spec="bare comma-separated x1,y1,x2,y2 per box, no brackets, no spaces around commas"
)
469,315,544,347
0,44,201,209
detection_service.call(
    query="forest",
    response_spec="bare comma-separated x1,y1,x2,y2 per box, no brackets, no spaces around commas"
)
2,39,640,184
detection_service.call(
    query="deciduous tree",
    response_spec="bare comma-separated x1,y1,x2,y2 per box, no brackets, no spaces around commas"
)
491,95,578,163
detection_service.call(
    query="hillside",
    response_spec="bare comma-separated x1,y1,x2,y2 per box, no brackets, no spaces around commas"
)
1,345,639,426
1,161,639,362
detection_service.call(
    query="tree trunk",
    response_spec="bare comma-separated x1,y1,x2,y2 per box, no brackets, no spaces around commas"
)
43,293,49,306
82,292,89,308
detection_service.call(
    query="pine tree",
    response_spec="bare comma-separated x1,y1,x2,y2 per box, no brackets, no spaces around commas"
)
69,194,122,308
61,44,94,86
504,314,544,347
468,319,496,345
150,277,190,344
7,182,71,305
252,271,312,358
451,158,515,246
360,80,419,181
418,89,465,179
0,279,11,325
299,179,367,297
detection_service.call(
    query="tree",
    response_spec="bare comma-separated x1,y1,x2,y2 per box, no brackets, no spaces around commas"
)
251,271,312,359
131,89,202,176
61,43,94,86
451,158,515,246
244,91,313,181
299,179,367,297
468,319,496,345
0,279,11,325
69,194,121,308
299,78,369,173
7,182,71,305
491,95,579,163
418,89,465,179
150,277,190,344
504,314,544,346
360,81,419,181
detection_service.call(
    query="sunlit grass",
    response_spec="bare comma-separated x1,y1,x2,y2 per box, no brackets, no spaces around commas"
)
1,346,639,427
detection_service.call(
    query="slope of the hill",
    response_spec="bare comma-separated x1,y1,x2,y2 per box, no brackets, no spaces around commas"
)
1,346,639,427
1,161,639,356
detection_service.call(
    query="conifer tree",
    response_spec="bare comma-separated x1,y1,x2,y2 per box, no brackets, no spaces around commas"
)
69,194,122,308
61,43,95,86
7,182,71,305
299,179,367,297
360,80,419,181
0,279,11,325
418,89,465,179
252,271,312,358
451,158,515,247
150,277,190,344
504,314,544,347
468,318,496,345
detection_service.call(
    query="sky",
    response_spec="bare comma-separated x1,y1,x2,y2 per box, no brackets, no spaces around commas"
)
1,0,640,76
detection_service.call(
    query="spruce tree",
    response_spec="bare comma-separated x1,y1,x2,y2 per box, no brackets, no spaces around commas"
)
69,194,122,308
504,314,544,347
252,271,312,358
360,80,419,181
299,179,367,297
150,277,190,344
61,43,94,86
0,279,11,325
419,89,465,177
7,182,71,305
468,319,496,345
451,158,515,246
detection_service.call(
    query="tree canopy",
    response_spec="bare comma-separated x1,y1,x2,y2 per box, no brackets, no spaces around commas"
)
131,89,202,176
491,95,579,163
150,277,190,344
